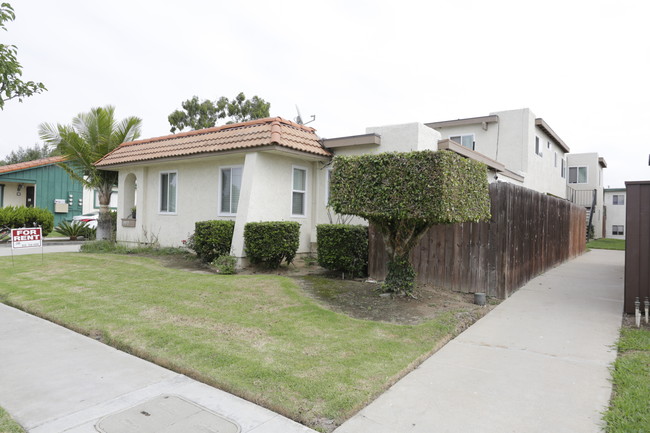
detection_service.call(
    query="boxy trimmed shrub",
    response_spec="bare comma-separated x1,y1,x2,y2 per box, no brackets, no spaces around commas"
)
0,206,54,236
190,220,235,263
317,224,368,277
244,221,300,268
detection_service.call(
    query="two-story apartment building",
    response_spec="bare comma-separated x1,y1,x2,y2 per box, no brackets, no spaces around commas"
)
604,188,626,239
425,108,570,198
566,153,607,238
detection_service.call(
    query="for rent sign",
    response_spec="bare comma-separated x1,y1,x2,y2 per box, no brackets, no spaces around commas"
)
11,228,43,249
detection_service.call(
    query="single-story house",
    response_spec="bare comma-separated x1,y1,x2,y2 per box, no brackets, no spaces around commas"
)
95,117,333,260
0,156,84,225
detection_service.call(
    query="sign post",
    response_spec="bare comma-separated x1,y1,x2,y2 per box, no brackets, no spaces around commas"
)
11,227,44,264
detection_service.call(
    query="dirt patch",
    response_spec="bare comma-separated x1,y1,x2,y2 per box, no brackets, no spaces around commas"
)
298,275,495,325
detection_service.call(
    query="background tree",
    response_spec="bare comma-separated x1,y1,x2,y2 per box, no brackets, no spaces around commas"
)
39,106,142,241
0,143,56,165
329,150,491,295
168,92,270,133
0,2,46,110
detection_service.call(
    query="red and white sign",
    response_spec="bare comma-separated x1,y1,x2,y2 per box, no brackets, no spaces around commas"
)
11,228,43,249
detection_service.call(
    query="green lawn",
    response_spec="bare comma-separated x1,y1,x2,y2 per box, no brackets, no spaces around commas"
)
0,406,25,433
587,238,626,250
604,327,650,431
0,253,464,431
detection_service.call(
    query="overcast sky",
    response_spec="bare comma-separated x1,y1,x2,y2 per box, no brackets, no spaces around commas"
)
1,0,648,188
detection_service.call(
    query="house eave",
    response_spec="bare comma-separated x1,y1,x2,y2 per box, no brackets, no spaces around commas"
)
438,139,525,182
95,145,331,169
321,133,381,149
534,118,570,153
425,115,499,129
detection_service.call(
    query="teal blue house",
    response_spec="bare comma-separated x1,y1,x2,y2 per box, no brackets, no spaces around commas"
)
0,156,84,225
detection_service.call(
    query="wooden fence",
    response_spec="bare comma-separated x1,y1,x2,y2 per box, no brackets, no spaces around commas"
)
624,181,650,314
369,182,586,299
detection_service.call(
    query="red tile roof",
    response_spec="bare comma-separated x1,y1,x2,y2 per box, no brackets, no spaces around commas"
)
95,117,331,167
0,156,66,174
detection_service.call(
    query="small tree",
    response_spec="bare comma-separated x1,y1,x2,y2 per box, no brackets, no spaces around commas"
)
0,3,46,110
329,150,491,294
168,92,270,133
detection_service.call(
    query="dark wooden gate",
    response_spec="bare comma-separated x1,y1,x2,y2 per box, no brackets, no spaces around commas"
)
369,182,586,298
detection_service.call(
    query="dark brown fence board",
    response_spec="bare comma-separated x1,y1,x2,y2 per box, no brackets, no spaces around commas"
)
368,182,586,299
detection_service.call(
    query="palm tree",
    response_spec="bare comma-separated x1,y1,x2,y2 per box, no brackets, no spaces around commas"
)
39,106,142,241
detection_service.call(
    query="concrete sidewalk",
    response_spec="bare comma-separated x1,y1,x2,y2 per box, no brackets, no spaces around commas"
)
0,304,315,433
335,249,624,433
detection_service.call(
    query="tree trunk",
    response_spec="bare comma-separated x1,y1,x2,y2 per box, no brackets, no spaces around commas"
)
96,185,113,241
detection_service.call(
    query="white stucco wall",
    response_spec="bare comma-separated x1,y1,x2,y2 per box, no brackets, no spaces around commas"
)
116,151,327,257
604,189,626,239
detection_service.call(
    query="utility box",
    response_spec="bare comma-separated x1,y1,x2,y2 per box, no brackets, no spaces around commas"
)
54,199,69,214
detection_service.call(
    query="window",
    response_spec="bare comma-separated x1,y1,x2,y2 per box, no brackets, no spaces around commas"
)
612,194,625,205
535,136,543,156
159,171,177,213
547,140,551,149
292,166,307,216
325,168,332,205
554,152,558,168
561,159,566,178
612,225,624,236
0,184,3,207
220,166,243,214
568,166,587,184
449,134,475,150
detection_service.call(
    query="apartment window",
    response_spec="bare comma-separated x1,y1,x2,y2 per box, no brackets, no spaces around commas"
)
568,166,587,184
612,225,624,236
554,152,558,168
612,194,625,205
220,166,243,214
561,159,566,178
449,134,475,150
535,136,543,156
292,166,307,216
547,141,551,149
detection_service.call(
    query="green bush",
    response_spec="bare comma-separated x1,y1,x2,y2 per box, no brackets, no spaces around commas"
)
0,206,54,236
317,224,368,277
244,221,300,268
212,255,237,275
190,220,235,263
55,220,91,240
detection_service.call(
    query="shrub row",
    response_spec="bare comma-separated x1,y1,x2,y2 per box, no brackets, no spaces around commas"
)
316,224,368,277
0,206,54,235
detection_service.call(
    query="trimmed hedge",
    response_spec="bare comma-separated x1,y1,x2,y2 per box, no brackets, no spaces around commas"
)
329,150,491,223
0,206,54,236
244,221,300,268
317,224,368,277
190,220,235,263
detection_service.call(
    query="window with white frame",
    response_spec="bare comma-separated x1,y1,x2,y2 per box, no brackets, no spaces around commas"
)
220,166,243,215
292,166,307,216
449,134,475,150
554,152,557,167
0,184,4,207
159,171,177,213
325,168,332,205
612,225,624,236
561,158,566,178
612,194,625,205
535,136,543,157
547,140,551,150
568,166,587,184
